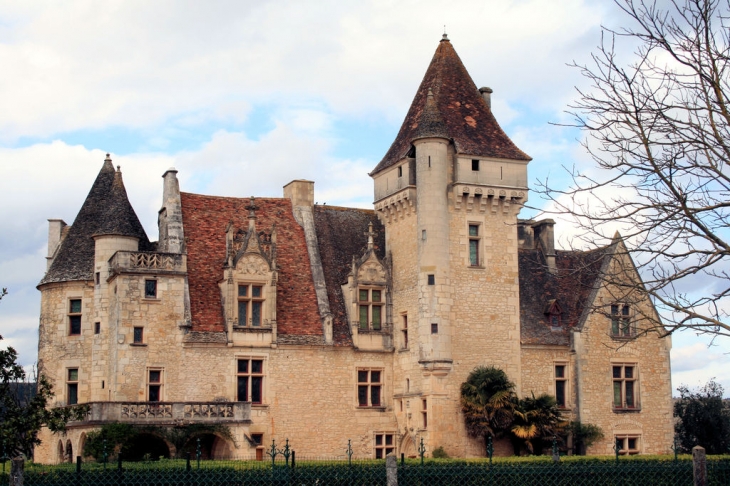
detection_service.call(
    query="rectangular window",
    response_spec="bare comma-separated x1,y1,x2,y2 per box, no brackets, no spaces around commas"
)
237,284,265,327
615,435,640,455
613,364,638,409
237,358,264,404
358,288,383,331
358,369,382,407
422,399,428,429
397,166,403,177
374,433,394,459
471,159,479,171
431,323,438,334
144,279,157,298
401,314,408,349
468,224,480,266
611,304,633,337
67,368,79,405
555,364,567,408
148,369,163,402
69,299,82,335
427,274,435,285
95,272,100,285
94,322,100,334
133,327,144,344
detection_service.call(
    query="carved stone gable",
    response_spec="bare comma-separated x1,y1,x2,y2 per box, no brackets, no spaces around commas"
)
357,255,387,284
237,254,269,275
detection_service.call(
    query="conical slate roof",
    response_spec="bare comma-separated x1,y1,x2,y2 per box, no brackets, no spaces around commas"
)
39,156,152,285
371,35,531,175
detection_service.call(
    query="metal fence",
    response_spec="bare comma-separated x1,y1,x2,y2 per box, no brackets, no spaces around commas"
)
3,452,729,486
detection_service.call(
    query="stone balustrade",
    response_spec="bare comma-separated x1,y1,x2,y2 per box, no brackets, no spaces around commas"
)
68,401,251,426
108,251,186,276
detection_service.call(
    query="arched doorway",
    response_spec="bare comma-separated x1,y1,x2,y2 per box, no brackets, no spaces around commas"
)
181,433,231,460
121,433,171,461
400,434,417,459
78,433,87,460
65,440,73,463
57,441,64,464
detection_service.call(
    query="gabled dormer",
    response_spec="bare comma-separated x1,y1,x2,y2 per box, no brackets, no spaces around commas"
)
220,197,278,347
342,223,392,351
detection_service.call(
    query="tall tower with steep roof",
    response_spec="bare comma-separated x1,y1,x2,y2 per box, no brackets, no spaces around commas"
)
371,35,531,456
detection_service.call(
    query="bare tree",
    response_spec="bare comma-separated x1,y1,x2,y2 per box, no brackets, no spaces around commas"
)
539,0,730,339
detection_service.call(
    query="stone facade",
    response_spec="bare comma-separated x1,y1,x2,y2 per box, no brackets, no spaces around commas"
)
35,36,672,463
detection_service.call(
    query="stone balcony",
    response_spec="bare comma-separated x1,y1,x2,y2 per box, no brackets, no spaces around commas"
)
108,251,187,277
69,401,251,427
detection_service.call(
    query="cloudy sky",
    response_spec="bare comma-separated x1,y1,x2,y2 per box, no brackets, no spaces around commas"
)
0,0,727,396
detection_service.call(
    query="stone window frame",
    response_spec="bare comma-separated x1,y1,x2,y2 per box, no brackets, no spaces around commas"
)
147,368,163,402
144,279,158,299
67,368,79,405
615,434,641,455
611,362,639,411
467,222,483,267
610,303,634,338
132,326,145,345
554,362,569,409
236,356,265,405
358,287,384,331
237,282,266,328
374,432,395,459
400,313,408,350
421,398,428,429
68,298,82,336
357,368,384,408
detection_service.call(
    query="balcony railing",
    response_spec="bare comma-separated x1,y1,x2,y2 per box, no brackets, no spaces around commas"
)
108,251,186,277
68,401,251,426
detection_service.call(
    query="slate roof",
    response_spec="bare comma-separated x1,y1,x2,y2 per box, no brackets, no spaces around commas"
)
518,247,609,346
180,193,323,337
371,36,531,176
313,205,385,346
39,158,152,286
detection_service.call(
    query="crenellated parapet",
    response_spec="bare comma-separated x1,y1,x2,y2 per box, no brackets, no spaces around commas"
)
451,184,526,215
374,187,417,224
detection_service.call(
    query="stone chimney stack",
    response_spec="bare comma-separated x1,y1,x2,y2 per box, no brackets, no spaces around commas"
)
159,168,185,254
46,219,67,270
479,87,493,110
532,219,557,274
283,180,314,208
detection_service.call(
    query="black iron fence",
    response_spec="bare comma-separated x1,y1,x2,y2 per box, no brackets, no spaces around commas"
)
2,447,728,486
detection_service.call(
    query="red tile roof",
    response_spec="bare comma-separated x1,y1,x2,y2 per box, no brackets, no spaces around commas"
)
180,193,322,337
371,37,531,176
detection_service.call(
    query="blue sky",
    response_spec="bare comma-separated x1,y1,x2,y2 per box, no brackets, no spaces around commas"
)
0,0,727,396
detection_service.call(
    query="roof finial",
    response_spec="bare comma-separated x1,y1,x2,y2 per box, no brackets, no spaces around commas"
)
105,153,112,162
366,221,375,251
442,26,448,41
246,196,258,220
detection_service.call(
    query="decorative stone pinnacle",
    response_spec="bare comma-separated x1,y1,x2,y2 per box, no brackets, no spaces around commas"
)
246,196,258,220
366,222,375,250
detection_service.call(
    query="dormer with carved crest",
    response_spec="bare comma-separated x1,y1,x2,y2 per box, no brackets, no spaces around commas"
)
342,222,393,351
220,197,278,347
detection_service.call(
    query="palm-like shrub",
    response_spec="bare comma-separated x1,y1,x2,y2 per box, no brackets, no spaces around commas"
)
460,366,516,455
511,393,567,454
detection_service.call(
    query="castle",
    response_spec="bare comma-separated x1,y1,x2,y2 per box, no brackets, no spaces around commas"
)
35,35,673,462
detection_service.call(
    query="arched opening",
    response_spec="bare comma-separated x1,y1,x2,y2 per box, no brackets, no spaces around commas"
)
400,435,417,459
181,433,231,460
121,433,171,461
78,433,87,460
65,440,73,463
57,441,64,464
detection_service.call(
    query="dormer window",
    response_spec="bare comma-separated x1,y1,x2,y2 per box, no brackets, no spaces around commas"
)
359,288,383,330
544,299,563,331
238,284,265,327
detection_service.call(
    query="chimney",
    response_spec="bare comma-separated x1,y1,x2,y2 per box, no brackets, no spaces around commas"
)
479,87,493,110
532,219,557,274
46,219,67,270
283,180,314,208
159,167,184,253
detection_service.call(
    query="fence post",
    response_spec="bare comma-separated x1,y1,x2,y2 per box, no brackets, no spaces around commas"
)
692,446,706,486
10,457,23,486
386,454,398,486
